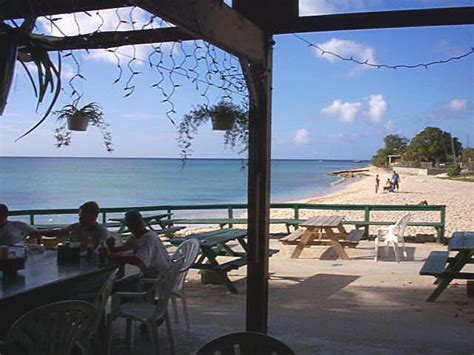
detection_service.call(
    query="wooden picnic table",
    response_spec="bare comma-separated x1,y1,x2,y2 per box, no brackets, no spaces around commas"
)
170,228,277,294
109,212,184,236
0,248,113,337
421,231,474,302
290,215,351,260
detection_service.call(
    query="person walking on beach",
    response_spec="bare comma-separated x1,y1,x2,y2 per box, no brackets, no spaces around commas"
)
375,174,380,193
391,171,401,192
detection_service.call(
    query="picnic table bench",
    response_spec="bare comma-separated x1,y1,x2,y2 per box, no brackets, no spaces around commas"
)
169,229,278,293
109,212,185,237
280,215,364,260
420,231,474,302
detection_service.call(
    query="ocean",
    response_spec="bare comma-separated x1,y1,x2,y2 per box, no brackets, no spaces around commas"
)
0,157,366,212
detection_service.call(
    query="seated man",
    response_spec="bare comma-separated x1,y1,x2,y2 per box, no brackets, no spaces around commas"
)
42,201,108,251
383,178,394,193
0,203,42,244
106,209,170,280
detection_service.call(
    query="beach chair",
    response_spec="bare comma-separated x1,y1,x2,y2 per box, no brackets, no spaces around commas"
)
374,214,411,263
169,238,200,331
196,331,295,355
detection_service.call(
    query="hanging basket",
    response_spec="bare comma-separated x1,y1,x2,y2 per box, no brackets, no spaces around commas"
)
211,111,234,131
0,35,18,116
67,113,89,131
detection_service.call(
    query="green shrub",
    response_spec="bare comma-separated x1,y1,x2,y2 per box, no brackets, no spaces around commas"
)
447,164,461,177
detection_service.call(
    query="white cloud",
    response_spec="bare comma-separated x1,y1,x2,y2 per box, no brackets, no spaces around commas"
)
37,8,165,63
327,132,363,143
300,0,335,15
38,7,155,36
315,38,377,66
294,129,310,145
446,99,467,112
364,94,388,123
321,100,362,122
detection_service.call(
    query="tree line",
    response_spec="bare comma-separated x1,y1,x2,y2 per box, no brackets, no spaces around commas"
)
371,127,472,172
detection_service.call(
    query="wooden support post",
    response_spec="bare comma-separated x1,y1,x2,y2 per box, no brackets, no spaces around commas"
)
242,35,273,334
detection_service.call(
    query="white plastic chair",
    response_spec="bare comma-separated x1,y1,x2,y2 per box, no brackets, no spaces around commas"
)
169,238,200,331
0,300,96,355
107,257,184,355
374,214,411,263
76,268,118,355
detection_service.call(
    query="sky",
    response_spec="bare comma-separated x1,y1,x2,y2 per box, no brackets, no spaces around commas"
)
1,0,473,160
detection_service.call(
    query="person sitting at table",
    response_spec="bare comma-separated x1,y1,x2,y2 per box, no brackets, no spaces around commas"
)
42,201,108,251
106,209,170,281
0,203,42,245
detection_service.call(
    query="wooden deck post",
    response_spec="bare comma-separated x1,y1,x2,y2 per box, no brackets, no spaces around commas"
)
242,35,273,334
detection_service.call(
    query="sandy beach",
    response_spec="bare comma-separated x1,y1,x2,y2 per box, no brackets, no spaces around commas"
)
132,167,474,354
268,166,474,238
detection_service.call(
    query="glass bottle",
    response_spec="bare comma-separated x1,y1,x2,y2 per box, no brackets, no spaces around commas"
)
98,240,107,265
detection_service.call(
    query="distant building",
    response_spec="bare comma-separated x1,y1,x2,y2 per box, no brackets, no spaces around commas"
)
387,154,402,167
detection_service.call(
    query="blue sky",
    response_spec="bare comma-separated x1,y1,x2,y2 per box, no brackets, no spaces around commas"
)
1,0,473,160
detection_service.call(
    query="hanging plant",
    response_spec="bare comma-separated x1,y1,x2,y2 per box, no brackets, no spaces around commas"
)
177,100,248,161
54,102,113,152
0,21,62,141
0,34,18,115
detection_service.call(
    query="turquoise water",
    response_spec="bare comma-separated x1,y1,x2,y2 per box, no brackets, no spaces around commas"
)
0,157,366,211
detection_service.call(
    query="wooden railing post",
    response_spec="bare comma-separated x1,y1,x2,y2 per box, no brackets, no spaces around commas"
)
364,206,370,237
439,206,446,243
29,213,34,225
228,206,234,228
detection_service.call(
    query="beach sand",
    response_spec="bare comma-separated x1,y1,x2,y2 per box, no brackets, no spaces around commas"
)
269,166,474,238
111,167,474,354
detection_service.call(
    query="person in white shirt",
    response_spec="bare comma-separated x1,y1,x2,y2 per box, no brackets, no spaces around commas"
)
0,204,41,245
107,209,170,278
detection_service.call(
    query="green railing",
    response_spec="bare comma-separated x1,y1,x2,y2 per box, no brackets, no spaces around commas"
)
9,203,446,242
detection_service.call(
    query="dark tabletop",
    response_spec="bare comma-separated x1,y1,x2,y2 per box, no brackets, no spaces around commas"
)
0,248,105,300
170,228,248,247
448,231,474,251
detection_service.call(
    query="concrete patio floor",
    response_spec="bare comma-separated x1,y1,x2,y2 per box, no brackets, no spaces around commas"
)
109,239,474,354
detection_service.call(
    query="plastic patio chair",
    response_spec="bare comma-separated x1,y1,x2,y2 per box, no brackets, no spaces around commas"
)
170,238,200,331
76,268,118,355
0,300,96,355
107,257,184,355
374,213,411,263
196,331,295,355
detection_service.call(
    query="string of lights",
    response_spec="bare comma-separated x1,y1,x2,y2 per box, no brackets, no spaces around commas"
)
293,33,474,70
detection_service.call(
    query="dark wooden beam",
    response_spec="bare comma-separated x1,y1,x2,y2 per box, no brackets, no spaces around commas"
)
131,0,265,63
243,35,273,334
233,0,298,31
273,7,474,34
0,0,128,20
26,27,197,51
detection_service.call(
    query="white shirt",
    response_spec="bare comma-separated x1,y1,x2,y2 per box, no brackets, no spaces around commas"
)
0,221,36,245
123,230,170,276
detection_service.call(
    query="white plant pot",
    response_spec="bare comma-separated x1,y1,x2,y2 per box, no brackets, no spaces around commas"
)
67,113,89,131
